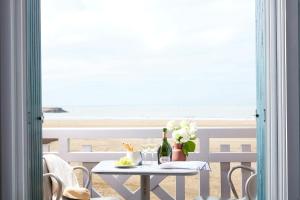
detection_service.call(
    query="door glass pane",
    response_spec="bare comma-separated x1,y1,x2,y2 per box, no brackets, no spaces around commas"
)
41,0,256,123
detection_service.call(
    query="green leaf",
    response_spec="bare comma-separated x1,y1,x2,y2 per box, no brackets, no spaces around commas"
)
182,148,188,156
182,141,196,156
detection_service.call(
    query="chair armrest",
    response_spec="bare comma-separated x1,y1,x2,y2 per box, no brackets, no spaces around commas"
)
43,173,63,200
72,166,91,188
227,165,256,199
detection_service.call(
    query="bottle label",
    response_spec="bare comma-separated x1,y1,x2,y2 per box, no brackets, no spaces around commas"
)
159,156,170,163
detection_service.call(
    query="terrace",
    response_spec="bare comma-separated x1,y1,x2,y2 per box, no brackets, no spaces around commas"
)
43,126,256,200
41,1,257,199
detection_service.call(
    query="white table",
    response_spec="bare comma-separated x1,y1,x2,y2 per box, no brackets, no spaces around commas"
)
92,161,209,200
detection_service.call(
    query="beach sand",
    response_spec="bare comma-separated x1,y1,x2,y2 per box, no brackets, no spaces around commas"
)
43,119,256,128
44,119,256,200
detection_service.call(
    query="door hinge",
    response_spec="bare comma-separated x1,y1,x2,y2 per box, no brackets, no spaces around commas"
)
255,109,259,118
254,109,266,122
37,113,44,123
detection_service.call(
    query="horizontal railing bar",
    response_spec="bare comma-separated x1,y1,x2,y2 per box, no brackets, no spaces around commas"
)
44,152,256,163
67,152,127,162
205,152,256,162
198,128,255,138
43,127,255,139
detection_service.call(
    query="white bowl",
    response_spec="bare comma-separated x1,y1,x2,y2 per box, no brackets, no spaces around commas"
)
126,151,142,165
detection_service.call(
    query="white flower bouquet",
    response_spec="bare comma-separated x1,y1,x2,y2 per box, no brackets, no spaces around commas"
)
166,120,197,156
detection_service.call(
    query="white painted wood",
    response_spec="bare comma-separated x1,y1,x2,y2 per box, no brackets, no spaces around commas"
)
100,173,173,200
199,171,209,199
92,161,206,200
220,144,230,199
92,161,201,176
264,0,292,198
199,135,209,199
91,188,102,198
241,144,252,196
115,175,131,184
132,175,168,199
149,175,168,189
45,151,256,163
43,144,50,152
205,152,256,162
42,127,256,199
81,145,93,193
58,136,69,159
100,174,134,200
152,185,174,200
43,127,255,139
176,176,185,200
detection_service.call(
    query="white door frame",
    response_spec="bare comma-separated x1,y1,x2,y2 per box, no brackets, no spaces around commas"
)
0,0,297,199
0,0,28,199
265,0,299,199
265,0,282,199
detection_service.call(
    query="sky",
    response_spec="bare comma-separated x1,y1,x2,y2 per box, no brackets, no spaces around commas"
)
41,0,256,108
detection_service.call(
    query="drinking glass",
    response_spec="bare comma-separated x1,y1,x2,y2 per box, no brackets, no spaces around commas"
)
148,144,157,164
141,144,149,165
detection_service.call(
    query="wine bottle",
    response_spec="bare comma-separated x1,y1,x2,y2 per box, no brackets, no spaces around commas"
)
157,128,172,164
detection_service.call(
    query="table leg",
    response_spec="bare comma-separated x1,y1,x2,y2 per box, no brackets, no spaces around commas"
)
140,175,150,200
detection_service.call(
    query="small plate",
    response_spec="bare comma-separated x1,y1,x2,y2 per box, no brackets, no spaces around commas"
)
114,165,136,168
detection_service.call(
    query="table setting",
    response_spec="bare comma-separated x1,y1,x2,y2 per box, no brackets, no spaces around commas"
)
92,120,210,200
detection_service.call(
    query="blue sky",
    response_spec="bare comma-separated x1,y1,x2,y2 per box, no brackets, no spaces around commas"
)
41,0,256,108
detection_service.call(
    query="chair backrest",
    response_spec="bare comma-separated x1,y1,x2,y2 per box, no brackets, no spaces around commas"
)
43,158,53,200
227,165,256,199
245,174,256,200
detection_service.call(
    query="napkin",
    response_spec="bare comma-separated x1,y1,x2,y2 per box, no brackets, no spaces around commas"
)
159,161,210,171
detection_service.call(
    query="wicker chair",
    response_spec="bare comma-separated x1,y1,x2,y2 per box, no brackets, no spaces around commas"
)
43,156,119,200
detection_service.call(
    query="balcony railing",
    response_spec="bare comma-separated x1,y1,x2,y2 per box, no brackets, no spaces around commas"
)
43,127,256,199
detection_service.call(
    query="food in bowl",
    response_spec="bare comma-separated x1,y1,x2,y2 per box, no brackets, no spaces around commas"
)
115,157,134,166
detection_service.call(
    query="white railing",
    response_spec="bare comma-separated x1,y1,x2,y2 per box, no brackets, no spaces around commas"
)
43,127,256,199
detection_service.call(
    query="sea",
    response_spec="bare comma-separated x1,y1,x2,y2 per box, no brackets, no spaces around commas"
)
43,105,256,120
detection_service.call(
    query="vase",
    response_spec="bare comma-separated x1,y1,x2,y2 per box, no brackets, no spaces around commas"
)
172,143,186,161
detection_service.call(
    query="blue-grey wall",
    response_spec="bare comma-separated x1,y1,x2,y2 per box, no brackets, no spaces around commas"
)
0,0,16,199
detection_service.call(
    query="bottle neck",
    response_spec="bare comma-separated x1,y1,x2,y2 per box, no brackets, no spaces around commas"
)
162,132,167,140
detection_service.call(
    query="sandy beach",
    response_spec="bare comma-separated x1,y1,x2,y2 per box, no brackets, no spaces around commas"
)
44,119,256,200
43,119,256,128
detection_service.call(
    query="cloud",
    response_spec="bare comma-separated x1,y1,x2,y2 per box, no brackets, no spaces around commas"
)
42,0,256,107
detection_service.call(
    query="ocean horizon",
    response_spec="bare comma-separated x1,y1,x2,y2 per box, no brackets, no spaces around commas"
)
43,105,256,120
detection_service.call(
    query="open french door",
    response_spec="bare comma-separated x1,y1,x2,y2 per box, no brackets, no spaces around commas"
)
256,0,266,199
26,0,43,199
0,0,42,199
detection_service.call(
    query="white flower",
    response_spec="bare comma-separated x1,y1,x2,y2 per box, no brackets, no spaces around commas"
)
180,120,190,128
189,122,197,134
172,128,189,143
180,130,190,143
190,134,197,140
172,130,181,142
169,120,198,143
167,120,177,131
